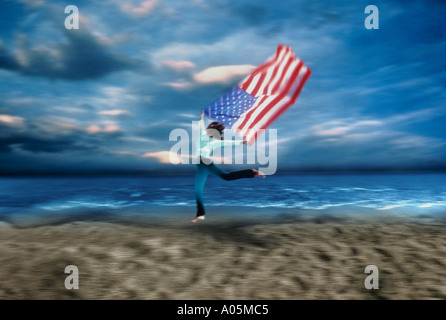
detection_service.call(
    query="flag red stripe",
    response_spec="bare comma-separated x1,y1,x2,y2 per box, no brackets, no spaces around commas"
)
239,44,286,92
250,45,290,96
262,47,293,96
270,54,298,97
239,61,304,135
235,95,269,134
262,59,281,95
249,68,268,97
235,58,300,133
250,67,312,142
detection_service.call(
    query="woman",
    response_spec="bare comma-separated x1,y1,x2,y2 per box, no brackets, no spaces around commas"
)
191,110,264,223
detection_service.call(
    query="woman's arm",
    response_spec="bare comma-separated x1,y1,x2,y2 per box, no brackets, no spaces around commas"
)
220,139,247,147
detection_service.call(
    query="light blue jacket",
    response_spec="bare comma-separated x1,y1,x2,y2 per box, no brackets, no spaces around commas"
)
195,118,243,160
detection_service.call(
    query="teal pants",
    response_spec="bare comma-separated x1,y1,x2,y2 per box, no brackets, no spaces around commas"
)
195,158,256,217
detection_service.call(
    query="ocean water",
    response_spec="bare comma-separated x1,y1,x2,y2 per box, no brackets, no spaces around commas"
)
0,173,445,223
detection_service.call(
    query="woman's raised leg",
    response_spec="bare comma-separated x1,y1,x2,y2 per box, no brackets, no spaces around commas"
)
207,163,263,181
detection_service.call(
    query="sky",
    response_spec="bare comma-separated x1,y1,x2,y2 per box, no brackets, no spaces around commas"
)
0,0,445,174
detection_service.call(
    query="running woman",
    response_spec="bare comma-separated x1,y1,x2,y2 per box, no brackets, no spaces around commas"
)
190,110,264,223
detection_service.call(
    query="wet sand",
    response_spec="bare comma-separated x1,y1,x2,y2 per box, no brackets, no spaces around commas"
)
1,214,446,299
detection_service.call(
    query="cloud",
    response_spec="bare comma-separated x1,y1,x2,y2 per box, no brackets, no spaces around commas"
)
193,64,256,85
279,112,445,170
0,114,127,155
390,135,444,151
89,86,150,109
0,115,25,127
314,126,349,136
142,150,186,164
161,59,195,71
283,131,444,170
0,117,87,154
98,109,131,117
34,117,80,136
162,81,193,91
121,0,158,18
0,42,20,70
312,120,383,137
386,108,442,126
86,124,122,135
160,64,256,91
0,26,140,80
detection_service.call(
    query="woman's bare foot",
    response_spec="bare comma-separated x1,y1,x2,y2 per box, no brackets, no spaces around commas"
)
252,169,265,178
190,216,205,223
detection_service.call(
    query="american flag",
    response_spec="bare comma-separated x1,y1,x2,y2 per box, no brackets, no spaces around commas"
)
203,44,311,144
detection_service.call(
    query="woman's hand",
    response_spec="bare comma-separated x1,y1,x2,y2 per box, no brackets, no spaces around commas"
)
242,140,249,145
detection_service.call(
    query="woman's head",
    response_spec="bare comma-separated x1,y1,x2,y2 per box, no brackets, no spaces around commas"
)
206,121,225,139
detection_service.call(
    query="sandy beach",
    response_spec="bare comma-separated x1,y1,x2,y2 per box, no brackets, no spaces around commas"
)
1,212,446,300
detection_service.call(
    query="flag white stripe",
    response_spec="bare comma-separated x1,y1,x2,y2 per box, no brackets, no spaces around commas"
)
258,48,290,95
232,96,265,132
239,49,279,90
266,52,296,96
252,61,276,96
238,59,301,134
244,99,288,142
244,66,309,141
238,95,276,136
237,95,277,137
245,73,261,94
275,58,301,95
252,67,308,133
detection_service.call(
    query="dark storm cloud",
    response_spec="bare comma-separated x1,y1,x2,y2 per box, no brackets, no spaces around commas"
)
0,119,123,154
0,28,141,81
0,134,87,153
0,123,84,154
0,42,20,70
